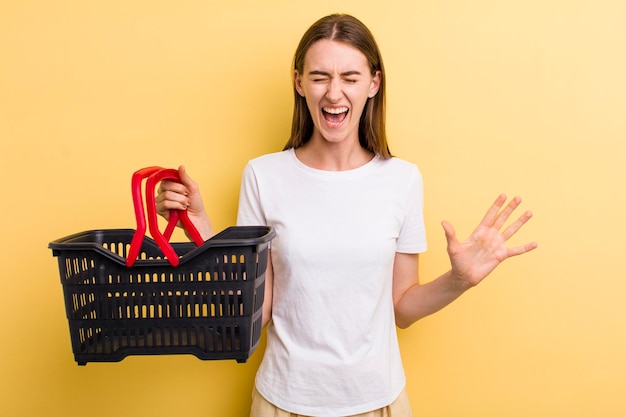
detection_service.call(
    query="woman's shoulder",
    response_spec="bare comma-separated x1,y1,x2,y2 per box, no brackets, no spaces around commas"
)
242,150,295,178
244,149,291,169
249,149,291,164
380,155,422,176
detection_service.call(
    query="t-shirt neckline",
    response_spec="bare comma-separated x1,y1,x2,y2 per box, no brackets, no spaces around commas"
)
287,148,382,180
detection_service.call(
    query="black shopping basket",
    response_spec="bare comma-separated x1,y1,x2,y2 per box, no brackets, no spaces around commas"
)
49,167,274,365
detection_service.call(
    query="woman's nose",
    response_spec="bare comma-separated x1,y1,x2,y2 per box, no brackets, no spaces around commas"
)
325,78,342,101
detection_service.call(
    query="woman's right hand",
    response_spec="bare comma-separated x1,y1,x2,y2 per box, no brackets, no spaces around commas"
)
156,165,214,240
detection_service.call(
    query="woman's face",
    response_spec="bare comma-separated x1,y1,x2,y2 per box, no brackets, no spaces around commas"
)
295,39,380,147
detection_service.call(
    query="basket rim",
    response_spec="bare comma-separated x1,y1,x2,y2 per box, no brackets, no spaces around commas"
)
48,226,275,267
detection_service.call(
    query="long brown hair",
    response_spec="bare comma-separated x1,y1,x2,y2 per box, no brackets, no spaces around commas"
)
283,14,391,159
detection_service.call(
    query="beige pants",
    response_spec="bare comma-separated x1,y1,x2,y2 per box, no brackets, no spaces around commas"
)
250,386,413,417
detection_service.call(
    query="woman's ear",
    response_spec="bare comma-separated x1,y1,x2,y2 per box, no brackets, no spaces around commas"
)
294,70,305,97
368,70,381,98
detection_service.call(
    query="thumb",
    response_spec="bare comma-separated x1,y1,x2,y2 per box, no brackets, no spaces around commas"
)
176,165,204,211
177,165,195,189
441,220,458,247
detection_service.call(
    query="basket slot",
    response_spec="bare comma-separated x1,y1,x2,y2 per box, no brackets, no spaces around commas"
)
74,322,244,355
67,288,249,320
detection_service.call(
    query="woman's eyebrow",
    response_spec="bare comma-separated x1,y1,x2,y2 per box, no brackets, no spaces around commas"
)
307,70,363,77
340,70,362,77
307,70,330,77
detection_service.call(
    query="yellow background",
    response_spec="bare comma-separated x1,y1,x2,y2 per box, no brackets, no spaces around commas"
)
1,1,625,416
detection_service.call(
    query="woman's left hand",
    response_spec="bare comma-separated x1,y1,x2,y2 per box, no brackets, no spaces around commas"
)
442,194,537,287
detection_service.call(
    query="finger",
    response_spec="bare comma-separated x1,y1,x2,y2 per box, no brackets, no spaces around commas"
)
506,241,538,257
158,179,188,196
478,194,507,227
501,209,533,240
155,190,190,211
492,196,522,231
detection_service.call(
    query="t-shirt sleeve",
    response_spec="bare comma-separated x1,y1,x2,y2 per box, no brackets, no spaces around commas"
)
395,165,428,254
236,162,267,227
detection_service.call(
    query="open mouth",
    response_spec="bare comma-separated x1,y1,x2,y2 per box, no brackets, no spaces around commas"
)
322,106,349,125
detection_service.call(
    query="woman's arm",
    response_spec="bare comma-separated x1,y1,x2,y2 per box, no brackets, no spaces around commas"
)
393,194,537,329
393,253,472,329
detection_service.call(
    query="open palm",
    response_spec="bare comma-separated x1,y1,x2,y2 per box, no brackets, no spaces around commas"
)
442,194,537,286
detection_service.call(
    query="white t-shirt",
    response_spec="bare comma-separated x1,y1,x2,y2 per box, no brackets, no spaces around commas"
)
237,148,427,416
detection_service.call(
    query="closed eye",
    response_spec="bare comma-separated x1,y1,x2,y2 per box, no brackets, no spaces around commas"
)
307,70,362,84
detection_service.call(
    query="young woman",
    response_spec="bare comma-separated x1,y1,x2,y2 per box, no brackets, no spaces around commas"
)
157,14,537,417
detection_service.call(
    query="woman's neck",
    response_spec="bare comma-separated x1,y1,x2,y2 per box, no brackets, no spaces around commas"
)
294,139,374,171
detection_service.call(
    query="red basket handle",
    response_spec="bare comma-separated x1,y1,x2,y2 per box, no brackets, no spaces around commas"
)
126,167,204,267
